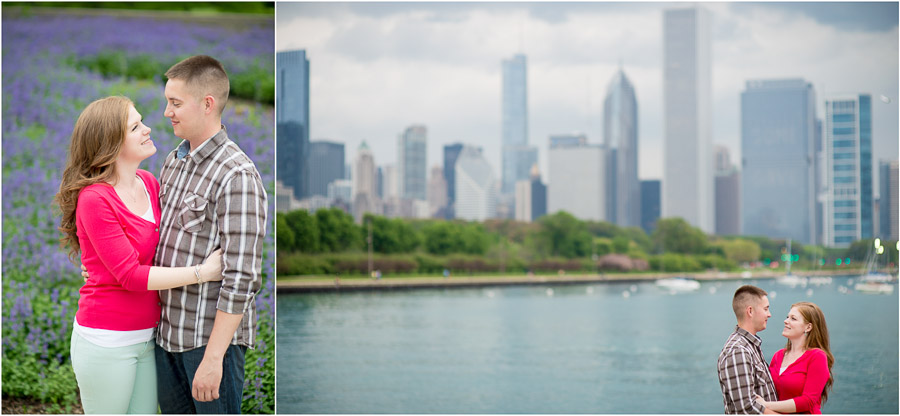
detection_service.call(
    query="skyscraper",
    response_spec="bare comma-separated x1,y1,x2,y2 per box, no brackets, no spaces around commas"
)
878,160,899,240
502,54,537,195
276,50,310,203
715,146,741,236
427,166,448,218
823,94,873,247
548,134,606,222
353,141,378,221
741,79,816,244
308,141,345,197
398,125,427,200
515,164,547,222
443,143,464,218
663,7,713,233
603,68,640,228
455,146,498,221
641,180,661,234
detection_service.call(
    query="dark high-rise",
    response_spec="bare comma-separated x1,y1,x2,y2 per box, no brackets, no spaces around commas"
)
641,180,661,235
276,50,310,202
308,141,345,198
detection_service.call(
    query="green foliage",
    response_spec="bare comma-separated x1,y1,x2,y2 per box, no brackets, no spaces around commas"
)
538,212,592,258
275,213,294,251
612,236,630,254
715,238,762,263
653,218,708,254
72,52,274,104
315,208,362,252
242,315,274,413
366,214,421,254
27,2,275,14
283,210,319,253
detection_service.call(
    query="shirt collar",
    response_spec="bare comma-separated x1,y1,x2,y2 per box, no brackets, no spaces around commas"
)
734,325,762,348
175,125,228,161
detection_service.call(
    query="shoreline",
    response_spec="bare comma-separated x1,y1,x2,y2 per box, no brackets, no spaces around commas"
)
277,268,867,293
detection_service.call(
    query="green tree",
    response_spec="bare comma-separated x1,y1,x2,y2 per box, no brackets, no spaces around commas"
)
538,211,592,258
652,218,708,254
275,213,295,252
422,221,460,255
715,238,762,263
460,223,490,255
612,236,630,254
366,214,422,254
315,208,362,252
284,209,319,253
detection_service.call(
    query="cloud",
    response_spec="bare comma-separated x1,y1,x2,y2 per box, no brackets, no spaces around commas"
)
277,2,899,186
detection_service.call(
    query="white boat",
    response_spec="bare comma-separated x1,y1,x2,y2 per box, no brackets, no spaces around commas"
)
776,275,808,287
858,273,895,283
808,276,833,286
655,278,700,292
854,282,895,295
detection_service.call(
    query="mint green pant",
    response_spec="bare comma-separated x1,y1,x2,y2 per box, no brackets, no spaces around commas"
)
70,331,158,414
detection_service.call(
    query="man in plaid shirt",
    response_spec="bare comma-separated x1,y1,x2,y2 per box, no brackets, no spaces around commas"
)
154,55,267,413
718,285,779,414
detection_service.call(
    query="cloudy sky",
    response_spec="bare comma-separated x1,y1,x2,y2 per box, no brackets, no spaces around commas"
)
277,2,898,193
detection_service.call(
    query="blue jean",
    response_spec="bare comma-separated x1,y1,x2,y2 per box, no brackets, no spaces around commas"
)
155,343,246,414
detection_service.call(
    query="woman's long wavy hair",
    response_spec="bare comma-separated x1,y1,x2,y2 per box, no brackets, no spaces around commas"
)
54,96,133,262
786,301,834,405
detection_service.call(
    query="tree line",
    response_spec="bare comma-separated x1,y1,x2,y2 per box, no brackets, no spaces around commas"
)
277,208,898,276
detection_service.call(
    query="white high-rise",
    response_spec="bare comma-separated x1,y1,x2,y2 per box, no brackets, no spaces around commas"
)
353,141,379,221
663,7,714,233
398,125,427,201
455,146,498,221
548,134,607,222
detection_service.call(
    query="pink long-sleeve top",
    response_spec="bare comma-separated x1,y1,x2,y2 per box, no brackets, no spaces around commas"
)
75,169,161,331
769,348,830,414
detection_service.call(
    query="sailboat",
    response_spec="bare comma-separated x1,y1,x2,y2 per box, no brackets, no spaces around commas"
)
855,239,895,294
776,239,808,287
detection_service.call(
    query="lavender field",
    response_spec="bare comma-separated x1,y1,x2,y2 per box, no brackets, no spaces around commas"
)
2,9,275,413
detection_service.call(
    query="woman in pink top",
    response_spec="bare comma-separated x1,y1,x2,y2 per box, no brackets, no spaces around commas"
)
755,302,834,414
55,96,224,414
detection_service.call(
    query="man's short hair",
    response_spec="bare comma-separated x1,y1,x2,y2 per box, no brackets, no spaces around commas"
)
732,285,767,321
165,55,229,115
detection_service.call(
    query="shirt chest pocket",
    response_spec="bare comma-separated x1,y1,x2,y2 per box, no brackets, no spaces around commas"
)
178,192,208,233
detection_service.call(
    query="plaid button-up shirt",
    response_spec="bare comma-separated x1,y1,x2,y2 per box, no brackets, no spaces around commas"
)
718,326,779,414
154,126,267,352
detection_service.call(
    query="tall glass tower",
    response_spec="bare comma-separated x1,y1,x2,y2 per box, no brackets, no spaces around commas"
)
276,50,309,201
663,7,713,233
740,79,817,244
398,125,427,201
823,94,873,247
603,69,640,228
502,54,537,195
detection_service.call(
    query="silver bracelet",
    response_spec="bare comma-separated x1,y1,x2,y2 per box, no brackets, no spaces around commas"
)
194,263,203,284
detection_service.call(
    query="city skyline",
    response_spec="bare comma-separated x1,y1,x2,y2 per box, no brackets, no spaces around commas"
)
277,2,898,195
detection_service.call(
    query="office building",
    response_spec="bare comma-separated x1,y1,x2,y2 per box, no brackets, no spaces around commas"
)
308,141,345,197
548,134,607,222
515,164,547,222
276,49,310,202
398,125,427,200
879,160,899,240
741,79,816,243
715,146,741,236
428,166,448,218
641,180,661,234
455,146,498,221
663,7,714,233
353,141,379,221
502,54,533,195
603,69,641,228
823,94,873,247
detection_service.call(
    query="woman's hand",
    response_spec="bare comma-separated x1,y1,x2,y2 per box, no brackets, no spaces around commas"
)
199,249,224,283
755,394,768,408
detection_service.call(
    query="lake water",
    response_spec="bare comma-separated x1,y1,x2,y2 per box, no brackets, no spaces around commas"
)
276,276,898,413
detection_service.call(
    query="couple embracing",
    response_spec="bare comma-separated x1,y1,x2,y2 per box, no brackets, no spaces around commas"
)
718,285,834,414
55,55,267,414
